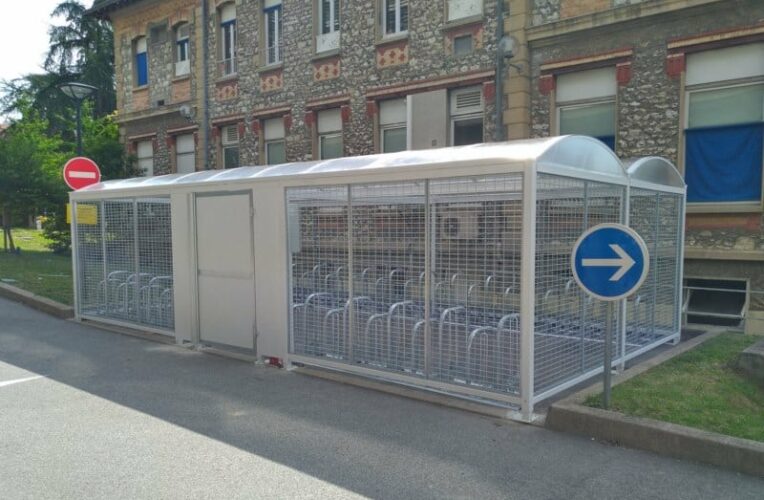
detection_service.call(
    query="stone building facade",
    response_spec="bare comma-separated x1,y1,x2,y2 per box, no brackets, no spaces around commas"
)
520,0,764,332
91,0,502,174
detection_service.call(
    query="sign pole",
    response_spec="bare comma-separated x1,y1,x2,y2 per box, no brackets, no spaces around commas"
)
571,223,650,412
603,300,614,409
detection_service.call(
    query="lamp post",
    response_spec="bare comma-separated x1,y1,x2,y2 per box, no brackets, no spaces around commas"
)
58,82,97,156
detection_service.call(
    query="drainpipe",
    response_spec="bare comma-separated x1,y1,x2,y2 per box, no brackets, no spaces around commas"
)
202,0,211,169
494,0,505,142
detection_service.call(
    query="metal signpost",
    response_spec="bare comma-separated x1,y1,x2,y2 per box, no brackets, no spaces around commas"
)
571,223,649,408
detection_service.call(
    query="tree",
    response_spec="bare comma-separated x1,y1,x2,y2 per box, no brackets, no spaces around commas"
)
46,1,115,117
0,110,67,251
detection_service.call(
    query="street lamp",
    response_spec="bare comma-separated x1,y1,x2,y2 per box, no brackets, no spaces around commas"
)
58,82,98,156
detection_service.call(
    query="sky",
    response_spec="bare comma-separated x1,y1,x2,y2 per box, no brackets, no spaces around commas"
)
0,0,67,83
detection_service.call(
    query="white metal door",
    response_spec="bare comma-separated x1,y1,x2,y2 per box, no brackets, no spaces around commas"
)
195,192,256,350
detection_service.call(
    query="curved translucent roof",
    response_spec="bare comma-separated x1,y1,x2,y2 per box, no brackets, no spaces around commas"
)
625,157,685,188
74,135,624,195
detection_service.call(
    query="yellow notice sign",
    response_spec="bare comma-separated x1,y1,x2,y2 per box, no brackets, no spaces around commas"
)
66,203,98,225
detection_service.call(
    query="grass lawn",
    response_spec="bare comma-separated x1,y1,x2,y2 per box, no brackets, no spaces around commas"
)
0,228,73,305
585,333,764,442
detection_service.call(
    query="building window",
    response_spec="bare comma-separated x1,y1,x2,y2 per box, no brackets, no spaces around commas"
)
175,24,190,77
219,3,237,76
684,43,764,205
264,1,283,65
264,117,286,165
555,67,616,151
379,98,407,153
449,86,483,146
136,140,154,176
317,108,342,159
446,0,482,22
221,125,240,169
383,0,408,36
317,0,340,53
453,34,473,55
175,134,195,174
134,37,148,87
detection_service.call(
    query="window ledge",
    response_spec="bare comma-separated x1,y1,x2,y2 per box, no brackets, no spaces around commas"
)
442,16,484,32
216,74,239,84
258,62,284,74
133,85,149,92
376,33,409,47
686,202,762,214
172,74,191,83
312,49,340,61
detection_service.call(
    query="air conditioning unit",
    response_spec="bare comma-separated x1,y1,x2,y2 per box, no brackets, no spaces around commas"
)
440,207,479,240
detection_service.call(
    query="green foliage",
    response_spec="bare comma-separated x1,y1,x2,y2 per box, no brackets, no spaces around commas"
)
42,213,71,255
585,333,764,442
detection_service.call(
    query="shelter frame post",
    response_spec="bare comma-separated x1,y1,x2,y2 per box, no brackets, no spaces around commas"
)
520,168,536,421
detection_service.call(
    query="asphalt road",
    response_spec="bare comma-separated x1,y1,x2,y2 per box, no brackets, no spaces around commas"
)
0,297,761,499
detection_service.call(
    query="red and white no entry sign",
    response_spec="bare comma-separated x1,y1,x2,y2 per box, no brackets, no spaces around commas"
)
63,157,101,190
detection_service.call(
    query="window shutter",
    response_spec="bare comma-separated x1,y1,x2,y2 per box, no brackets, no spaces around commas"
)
318,108,342,133
222,125,239,145
686,43,764,86
264,117,285,140
221,3,236,22
556,67,616,103
450,87,483,116
379,98,406,126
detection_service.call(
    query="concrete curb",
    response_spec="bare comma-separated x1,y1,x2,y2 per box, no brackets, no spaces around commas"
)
0,283,74,319
546,329,764,478
546,403,764,477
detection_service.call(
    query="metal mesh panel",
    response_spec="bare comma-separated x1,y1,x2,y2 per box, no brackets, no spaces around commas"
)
351,181,426,374
429,175,523,394
534,174,624,395
74,201,103,315
288,174,523,397
626,189,681,354
73,197,174,330
288,186,350,359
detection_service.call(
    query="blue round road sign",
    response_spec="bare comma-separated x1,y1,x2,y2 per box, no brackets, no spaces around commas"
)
571,223,649,301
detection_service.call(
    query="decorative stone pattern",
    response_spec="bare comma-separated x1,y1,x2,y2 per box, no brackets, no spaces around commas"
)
215,80,239,101
313,57,341,81
261,69,284,91
376,40,409,68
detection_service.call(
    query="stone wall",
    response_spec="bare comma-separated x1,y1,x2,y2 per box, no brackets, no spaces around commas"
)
531,0,653,26
112,0,199,175
204,0,499,167
528,0,764,307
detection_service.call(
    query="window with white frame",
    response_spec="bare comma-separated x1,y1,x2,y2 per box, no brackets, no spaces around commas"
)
175,23,190,77
264,0,283,65
379,98,407,153
175,134,195,174
317,108,342,159
221,125,240,169
134,37,148,87
383,0,408,36
264,117,286,165
317,0,340,53
447,0,482,22
684,43,764,205
555,67,617,151
219,3,237,75
449,86,483,146
136,140,154,176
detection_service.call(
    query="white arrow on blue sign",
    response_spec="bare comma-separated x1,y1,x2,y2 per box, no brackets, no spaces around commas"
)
571,223,650,301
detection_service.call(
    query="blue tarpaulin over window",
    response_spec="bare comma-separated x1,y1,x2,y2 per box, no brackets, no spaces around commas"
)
595,135,615,152
685,122,763,203
136,52,148,86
